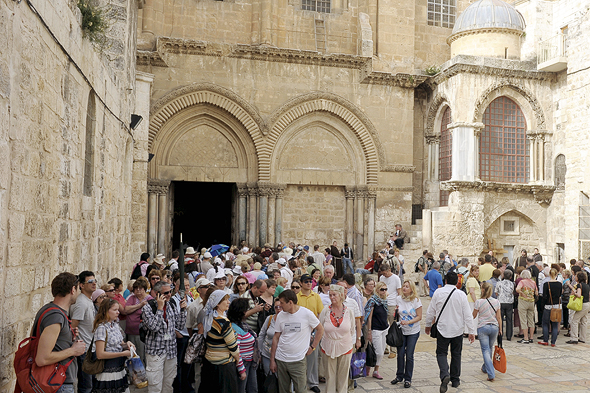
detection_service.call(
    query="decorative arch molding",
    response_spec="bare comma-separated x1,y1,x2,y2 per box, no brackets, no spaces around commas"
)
265,92,384,184
472,80,546,130
486,203,544,231
425,92,451,137
148,83,267,153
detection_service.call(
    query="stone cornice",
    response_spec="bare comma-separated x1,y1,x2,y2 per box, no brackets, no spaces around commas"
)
137,50,166,67
360,71,428,88
382,165,415,173
447,122,485,131
440,180,556,205
447,27,523,45
147,179,170,194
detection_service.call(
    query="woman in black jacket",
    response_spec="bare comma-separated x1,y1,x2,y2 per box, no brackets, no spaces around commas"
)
539,268,562,346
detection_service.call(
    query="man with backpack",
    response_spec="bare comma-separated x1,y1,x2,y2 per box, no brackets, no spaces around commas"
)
132,253,151,279
29,272,86,393
141,281,187,393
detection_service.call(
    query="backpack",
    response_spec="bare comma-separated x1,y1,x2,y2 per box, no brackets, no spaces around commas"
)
456,273,466,292
415,256,425,273
139,299,158,343
14,306,75,393
131,261,148,280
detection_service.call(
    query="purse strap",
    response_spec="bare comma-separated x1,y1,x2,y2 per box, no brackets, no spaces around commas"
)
486,298,497,314
434,288,456,324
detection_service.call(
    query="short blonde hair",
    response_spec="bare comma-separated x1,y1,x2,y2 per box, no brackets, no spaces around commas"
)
401,279,418,302
520,269,532,279
329,285,345,303
276,277,287,287
375,281,387,298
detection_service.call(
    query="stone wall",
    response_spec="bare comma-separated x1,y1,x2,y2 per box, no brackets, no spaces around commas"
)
0,0,138,388
282,185,346,245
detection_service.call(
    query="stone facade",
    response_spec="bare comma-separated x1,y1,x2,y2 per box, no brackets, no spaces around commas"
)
0,0,139,389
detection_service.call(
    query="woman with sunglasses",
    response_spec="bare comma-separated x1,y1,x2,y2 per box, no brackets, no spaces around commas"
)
121,277,152,364
317,277,332,307
291,278,302,295
363,281,389,380
258,298,283,375
231,277,251,302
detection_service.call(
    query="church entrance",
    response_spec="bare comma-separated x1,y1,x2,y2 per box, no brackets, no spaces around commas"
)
171,181,236,251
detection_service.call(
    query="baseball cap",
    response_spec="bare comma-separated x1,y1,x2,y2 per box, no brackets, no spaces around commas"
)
195,277,211,288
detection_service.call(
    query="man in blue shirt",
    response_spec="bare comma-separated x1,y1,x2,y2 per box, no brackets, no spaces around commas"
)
423,261,444,297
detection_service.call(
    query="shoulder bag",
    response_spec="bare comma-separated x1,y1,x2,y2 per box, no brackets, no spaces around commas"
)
82,329,108,375
386,310,403,347
548,283,562,323
567,284,583,311
430,288,456,339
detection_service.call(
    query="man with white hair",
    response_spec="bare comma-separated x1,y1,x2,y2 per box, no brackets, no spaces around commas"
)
324,265,337,284
200,252,214,275
279,258,293,289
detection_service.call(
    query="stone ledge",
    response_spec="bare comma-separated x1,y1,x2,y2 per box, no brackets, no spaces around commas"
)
440,180,556,205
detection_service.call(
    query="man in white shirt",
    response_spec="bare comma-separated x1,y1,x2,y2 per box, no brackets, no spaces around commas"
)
270,290,324,393
379,264,402,357
278,258,293,289
310,245,326,273
424,272,475,393
186,277,212,392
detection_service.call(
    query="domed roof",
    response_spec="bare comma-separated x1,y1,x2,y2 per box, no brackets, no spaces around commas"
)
451,0,526,36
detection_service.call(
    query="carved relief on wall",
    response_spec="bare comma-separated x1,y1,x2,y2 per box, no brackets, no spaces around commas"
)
168,124,239,168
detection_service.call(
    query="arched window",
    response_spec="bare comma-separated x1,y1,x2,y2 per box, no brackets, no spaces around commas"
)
83,92,96,196
439,106,452,206
555,154,566,189
479,97,528,183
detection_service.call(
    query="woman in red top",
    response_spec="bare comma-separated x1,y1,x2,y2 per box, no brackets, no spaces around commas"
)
108,278,128,331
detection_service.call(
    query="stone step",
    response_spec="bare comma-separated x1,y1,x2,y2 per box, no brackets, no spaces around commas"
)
414,219,422,226
408,230,422,237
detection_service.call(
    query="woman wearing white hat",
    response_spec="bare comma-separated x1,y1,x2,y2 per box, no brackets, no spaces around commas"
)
199,290,246,393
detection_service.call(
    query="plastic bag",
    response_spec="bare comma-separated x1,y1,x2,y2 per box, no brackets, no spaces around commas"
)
349,350,367,379
127,347,148,389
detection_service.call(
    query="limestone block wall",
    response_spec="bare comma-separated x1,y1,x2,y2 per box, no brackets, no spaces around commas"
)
0,0,138,388
450,31,522,60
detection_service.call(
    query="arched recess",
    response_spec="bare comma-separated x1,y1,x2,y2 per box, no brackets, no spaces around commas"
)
472,82,546,130
149,104,258,183
484,208,546,257
265,93,382,184
148,83,266,156
271,114,367,186
425,92,452,137
487,201,545,233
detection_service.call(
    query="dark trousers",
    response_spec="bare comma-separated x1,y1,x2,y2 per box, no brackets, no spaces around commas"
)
563,302,570,329
173,335,195,393
76,353,93,393
542,308,559,344
394,239,404,249
396,332,420,382
500,303,514,340
198,358,238,393
536,297,545,325
436,335,463,384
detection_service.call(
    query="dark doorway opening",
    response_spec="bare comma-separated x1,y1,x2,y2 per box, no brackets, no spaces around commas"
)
172,181,234,251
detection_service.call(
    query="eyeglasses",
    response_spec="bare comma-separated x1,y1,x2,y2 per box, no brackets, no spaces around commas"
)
380,288,388,291
85,279,97,284
302,280,312,284
274,305,282,309
105,289,115,293
160,290,172,295
291,286,301,289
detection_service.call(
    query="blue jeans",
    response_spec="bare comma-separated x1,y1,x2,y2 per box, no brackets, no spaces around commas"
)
343,258,354,275
477,324,498,380
396,332,420,382
57,385,74,393
542,308,559,344
76,353,93,393
238,360,258,393
356,268,371,275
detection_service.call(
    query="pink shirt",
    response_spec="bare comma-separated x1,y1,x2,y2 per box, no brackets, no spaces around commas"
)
125,294,153,335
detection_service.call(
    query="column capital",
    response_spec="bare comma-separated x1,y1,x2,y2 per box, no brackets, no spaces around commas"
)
148,179,170,194
345,186,356,199
425,134,441,145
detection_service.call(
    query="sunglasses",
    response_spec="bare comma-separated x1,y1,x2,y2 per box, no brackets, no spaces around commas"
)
105,289,115,293
302,280,312,284
160,290,172,295
237,282,247,286
380,288,388,291
85,279,97,284
151,277,160,281
291,286,301,289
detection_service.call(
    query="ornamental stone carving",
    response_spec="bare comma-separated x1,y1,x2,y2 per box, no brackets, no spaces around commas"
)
425,93,450,136
440,180,555,205
148,179,170,195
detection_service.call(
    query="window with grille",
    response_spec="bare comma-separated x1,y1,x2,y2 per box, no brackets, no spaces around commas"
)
479,97,529,183
439,106,452,206
428,0,456,28
302,0,330,13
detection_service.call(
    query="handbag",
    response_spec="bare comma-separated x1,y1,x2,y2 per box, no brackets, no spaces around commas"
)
567,293,583,312
365,341,377,368
349,350,367,379
262,372,279,393
548,284,562,323
431,288,456,339
82,329,108,375
184,332,206,364
493,333,507,373
386,322,403,347
14,307,75,393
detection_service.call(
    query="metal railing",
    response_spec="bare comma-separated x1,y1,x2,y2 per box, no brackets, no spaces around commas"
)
537,33,568,65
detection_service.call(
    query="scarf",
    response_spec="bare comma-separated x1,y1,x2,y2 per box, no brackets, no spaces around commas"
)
363,294,388,326
203,290,227,334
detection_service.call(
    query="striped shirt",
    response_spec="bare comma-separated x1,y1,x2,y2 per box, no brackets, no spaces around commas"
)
205,316,245,373
231,323,256,362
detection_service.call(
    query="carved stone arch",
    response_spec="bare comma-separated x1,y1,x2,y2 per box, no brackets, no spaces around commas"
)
148,83,267,153
472,81,546,130
487,202,545,231
265,92,383,184
425,92,452,137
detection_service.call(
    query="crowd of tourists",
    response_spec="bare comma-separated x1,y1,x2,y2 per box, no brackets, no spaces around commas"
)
28,237,590,393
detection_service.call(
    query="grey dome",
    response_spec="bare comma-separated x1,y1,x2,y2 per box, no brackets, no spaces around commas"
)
451,0,526,36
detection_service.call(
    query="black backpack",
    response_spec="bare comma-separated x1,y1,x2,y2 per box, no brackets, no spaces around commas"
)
139,299,158,342
130,261,147,280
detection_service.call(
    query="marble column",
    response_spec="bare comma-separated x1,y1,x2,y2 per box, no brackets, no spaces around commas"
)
267,190,277,246
528,135,537,181
247,186,258,247
426,135,440,180
275,187,285,245
345,188,355,245
258,187,269,246
237,184,248,244
147,191,157,257
355,189,365,261
157,193,167,254
447,122,484,181
366,190,376,258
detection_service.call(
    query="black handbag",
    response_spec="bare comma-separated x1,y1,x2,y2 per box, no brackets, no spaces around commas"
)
430,288,456,339
365,341,377,368
263,372,279,393
386,322,403,347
